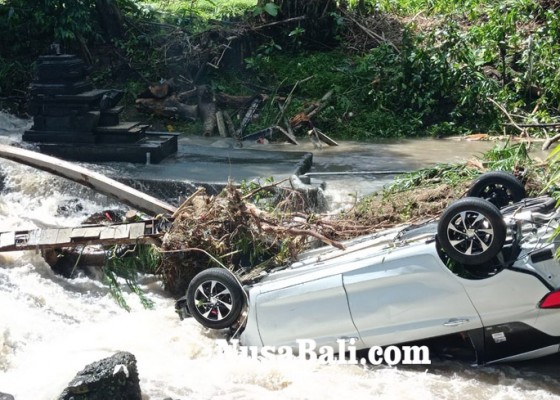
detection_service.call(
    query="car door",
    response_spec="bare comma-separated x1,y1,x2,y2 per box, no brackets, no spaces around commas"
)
343,251,483,347
256,274,365,349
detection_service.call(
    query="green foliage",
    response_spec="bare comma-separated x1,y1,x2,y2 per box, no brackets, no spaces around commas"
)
252,0,560,139
253,2,280,17
2,0,560,141
386,164,480,194
545,144,560,198
243,30,500,139
0,0,138,95
483,142,532,171
0,0,136,48
239,176,277,211
367,0,560,126
385,142,533,194
103,244,161,311
142,0,256,24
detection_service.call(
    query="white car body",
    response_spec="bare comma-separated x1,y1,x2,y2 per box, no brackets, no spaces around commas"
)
239,198,560,364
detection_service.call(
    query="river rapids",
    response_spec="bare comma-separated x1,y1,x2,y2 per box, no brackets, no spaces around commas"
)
0,112,558,399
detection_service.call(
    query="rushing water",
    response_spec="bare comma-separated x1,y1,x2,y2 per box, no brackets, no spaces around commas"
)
0,112,558,399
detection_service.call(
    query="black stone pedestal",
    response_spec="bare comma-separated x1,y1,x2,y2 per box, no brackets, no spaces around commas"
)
23,53,177,163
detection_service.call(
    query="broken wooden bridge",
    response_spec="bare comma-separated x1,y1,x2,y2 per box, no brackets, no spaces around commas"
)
0,144,178,253
0,218,171,252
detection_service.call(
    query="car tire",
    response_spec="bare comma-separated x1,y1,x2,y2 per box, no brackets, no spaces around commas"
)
438,197,507,265
467,171,526,208
186,267,244,329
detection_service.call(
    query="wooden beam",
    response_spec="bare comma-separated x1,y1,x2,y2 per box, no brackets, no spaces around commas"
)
0,144,177,216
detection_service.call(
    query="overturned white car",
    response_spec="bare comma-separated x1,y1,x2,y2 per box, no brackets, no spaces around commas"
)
177,172,560,365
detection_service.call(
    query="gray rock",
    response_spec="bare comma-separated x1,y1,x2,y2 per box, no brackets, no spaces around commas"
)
0,393,15,400
58,351,141,400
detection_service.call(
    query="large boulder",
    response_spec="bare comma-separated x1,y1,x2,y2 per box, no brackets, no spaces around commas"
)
58,351,141,400
0,392,15,400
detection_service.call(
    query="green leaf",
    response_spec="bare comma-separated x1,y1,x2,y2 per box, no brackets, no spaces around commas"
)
263,3,279,17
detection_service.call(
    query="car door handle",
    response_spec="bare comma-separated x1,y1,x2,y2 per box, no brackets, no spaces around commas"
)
443,318,470,327
337,336,359,343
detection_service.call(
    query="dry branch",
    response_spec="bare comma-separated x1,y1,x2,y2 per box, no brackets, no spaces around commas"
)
343,12,400,53
488,97,527,136
543,134,560,150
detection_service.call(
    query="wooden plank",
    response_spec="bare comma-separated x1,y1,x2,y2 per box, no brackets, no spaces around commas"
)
277,122,299,145
83,227,101,239
315,128,338,146
26,230,41,246
0,232,15,248
216,111,227,138
0,144,176,216
128,223,145,239
99,226,117,240
114,224,130,239
56,228,73,244
70,228,87,239
38,229,59,245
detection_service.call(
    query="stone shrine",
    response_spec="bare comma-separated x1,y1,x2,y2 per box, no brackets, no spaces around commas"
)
23,52,177,163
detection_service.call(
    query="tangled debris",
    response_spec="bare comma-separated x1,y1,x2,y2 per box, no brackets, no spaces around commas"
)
158,182,378,296
157,178,468,296
158,145,546,297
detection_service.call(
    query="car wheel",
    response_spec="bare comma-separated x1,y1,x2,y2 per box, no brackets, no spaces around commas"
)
186,268,244,329
467,171,525,208
437,197,507,265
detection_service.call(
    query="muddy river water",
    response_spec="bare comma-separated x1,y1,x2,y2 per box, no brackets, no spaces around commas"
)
0,112,558,399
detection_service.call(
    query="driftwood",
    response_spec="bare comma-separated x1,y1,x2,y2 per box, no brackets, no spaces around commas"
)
275,76,315,125
314,128,338,146
274,125,299,145
136,81,273,139
543,134,560,150
289,90,333,127
241,96,263,131
304,89,334,118
197,85,217,136
503,122,560,150
135,96,198,121
176,88,197,102
216,111,227,137
243,201,344,250
215,93,258,109
238,88,336,146
281,89,337,147
488,97,529,140
134,77,336,146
